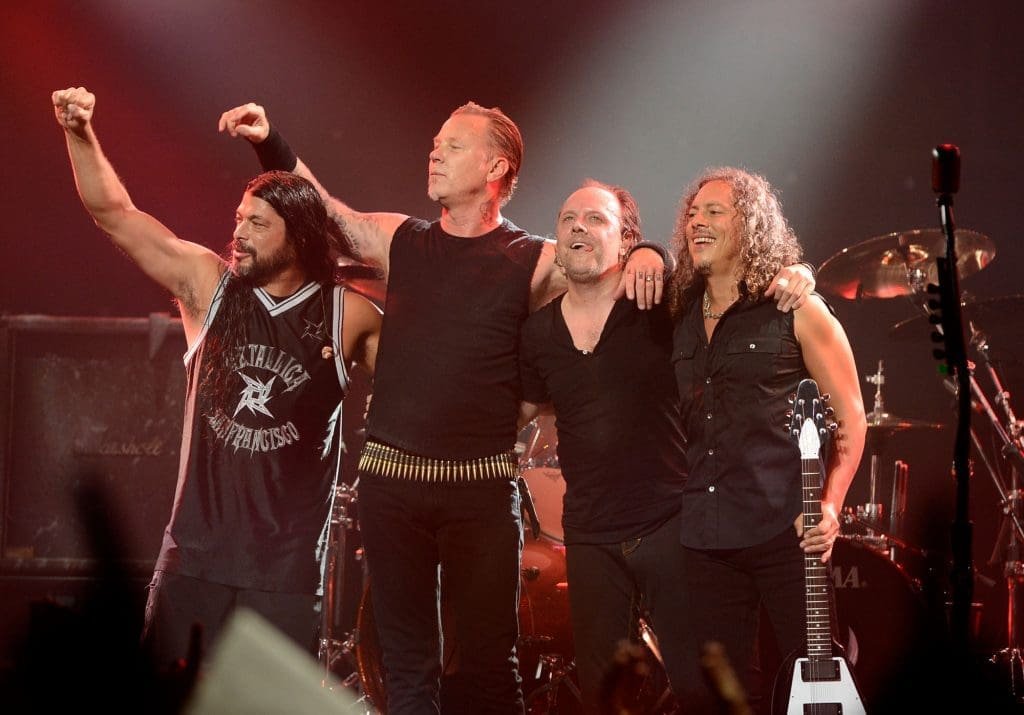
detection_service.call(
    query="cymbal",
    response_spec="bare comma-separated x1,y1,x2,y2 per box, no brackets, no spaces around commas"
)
889,294,1024,341
866,411,945,433
817,229,994,299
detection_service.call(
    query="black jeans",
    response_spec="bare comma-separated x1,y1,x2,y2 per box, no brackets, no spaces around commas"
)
358,473,525,715
142,570,319,673
565,511,693,713
679,525,805,714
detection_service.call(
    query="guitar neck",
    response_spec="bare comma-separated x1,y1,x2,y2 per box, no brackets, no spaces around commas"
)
802,457,832,661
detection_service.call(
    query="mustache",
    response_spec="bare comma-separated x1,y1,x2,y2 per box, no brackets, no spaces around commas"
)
227,240,255,256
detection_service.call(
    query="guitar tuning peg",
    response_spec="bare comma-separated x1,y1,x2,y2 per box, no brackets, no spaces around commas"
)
784,409,793,420
827,423,839,433
824,406,835,417
820,392,831,403
787,394,795,404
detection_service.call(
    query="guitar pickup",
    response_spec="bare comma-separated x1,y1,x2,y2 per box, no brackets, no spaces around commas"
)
801,658,840,682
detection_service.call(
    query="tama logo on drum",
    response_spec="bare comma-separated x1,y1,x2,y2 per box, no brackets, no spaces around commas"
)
831,564,868,589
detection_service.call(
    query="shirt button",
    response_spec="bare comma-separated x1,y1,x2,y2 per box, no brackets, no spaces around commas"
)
705,377,712,384
749,343,756,350
707,448,714,456
706,412,713,420
708,485,716,493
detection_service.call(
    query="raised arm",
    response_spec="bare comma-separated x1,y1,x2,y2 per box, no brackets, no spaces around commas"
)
54,87,223,337
794,295,867,562
218,103,407,276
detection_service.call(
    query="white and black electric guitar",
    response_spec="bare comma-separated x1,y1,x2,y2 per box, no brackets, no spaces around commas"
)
771,379,866,715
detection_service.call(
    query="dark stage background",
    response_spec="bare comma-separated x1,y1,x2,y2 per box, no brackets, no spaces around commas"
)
1,0,1023,701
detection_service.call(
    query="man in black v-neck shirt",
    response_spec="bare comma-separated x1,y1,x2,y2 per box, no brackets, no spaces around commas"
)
519,180,690,712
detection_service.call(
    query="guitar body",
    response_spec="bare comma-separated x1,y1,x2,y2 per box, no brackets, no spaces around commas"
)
771,643,865,715
771,379,868,715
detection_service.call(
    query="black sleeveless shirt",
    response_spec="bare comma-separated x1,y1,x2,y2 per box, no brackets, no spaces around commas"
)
157,275,350,593
672,291,809,549
366,218,544,460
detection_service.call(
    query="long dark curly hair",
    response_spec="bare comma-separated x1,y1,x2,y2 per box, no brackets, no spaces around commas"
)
199,171,349,411
667,167,801,318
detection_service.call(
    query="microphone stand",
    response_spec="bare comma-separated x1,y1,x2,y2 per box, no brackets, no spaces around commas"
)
931,144,974,664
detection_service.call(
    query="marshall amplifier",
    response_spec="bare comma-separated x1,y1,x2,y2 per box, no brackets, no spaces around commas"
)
0,313,186,572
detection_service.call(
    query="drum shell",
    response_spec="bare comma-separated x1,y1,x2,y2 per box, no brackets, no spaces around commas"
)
831,538,942,709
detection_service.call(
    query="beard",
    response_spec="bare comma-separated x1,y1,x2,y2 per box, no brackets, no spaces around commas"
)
695,259,712,276
227,240,297,287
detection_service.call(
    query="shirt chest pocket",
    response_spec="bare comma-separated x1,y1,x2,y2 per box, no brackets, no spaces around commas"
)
671,337,699,400
724,335,782,381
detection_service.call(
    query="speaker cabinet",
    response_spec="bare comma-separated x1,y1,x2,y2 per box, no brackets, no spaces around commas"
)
0,314,186,571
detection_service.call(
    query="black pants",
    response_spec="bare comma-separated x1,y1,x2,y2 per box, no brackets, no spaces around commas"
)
358,473,524,715
565,511,694,714
142,570,319,673
678,526,805,714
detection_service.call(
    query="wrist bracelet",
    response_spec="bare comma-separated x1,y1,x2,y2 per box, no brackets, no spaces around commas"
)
629,241,676,278
253,126,298,172
798,261,818,279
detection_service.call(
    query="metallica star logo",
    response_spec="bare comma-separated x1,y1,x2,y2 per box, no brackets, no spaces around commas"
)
301,318,327,344
206,344,314,454
234,372,277,418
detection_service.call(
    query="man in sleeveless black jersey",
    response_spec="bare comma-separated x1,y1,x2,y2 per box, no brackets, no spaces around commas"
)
217,102,815,714
667,168,866,713
52,87,382,681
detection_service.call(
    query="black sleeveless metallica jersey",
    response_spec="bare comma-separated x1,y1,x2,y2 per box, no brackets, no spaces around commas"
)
366,218,545,460
155,274,351,593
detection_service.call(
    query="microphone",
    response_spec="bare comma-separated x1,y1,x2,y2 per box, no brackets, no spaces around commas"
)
932,144,961,195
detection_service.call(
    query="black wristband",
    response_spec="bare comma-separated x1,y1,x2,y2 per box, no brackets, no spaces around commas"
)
253,126,298,172
629,241,676,278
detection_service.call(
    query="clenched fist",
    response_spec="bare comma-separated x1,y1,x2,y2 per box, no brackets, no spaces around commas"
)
52,86,95,136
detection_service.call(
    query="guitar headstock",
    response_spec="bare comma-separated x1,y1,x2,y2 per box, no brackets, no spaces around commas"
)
787,378,834,463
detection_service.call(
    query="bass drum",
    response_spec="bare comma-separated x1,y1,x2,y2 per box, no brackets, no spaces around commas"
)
355,538,573,713
518,415,566,544
831,537,941,710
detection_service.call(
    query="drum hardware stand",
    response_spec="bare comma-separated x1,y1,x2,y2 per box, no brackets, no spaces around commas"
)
864,360,889,521
527,653,581,714
318,479,365,696
964,328,1024,702
889,460,909,562
858,360,912,556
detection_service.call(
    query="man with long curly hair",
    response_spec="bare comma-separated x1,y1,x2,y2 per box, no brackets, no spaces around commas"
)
52,87,382,680
668,167,866,712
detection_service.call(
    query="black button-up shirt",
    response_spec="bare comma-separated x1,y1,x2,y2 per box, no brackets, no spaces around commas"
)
672,292,808,549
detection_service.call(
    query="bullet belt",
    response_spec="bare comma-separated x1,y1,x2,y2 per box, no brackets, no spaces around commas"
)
358,440,519,483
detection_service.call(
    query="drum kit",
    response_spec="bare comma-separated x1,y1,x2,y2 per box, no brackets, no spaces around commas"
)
817,227,1024,704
